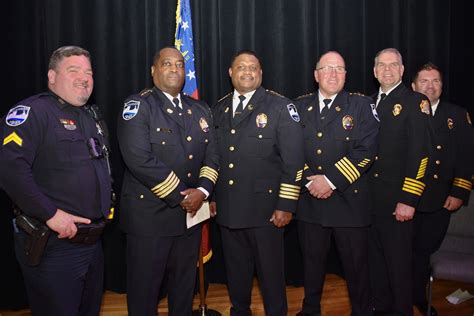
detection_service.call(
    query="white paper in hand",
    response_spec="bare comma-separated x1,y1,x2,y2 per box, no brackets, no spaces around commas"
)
446,288,474,304
186,201,210,228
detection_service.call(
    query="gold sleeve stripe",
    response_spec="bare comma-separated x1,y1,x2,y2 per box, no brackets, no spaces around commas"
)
3,131,23,146
295,169,303,182
304,164,309,170
280,187,301,194
199,166,218,183
357,158,371,167
335,157,360,184
279,193,299,200
152,172,180,198
416,157,429,179
453,178,472,190
402,177,426,196
281,183,301,190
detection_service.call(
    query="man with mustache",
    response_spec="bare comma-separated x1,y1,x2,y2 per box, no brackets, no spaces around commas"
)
411,62,473,316
117,47,219,316
0,46,112,315
211,50,304,315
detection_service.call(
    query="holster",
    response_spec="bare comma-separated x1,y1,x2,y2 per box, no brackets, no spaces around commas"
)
15,214,51,266
69,220,105,245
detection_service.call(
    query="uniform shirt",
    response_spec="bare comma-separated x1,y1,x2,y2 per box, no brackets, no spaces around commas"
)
117,87,218,236
0,92,111,221
295,90,379,227
212,87,304,229
368,83,432,215
417,100,473,212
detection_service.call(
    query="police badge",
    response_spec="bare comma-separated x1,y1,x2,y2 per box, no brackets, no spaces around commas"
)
447,118,454,130
420,100,431,115
199,117,210,132
392,104,402,116
256,113,268,128
342,115,354,130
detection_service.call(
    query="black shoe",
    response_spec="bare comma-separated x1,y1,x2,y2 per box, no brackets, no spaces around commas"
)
414,304,438,316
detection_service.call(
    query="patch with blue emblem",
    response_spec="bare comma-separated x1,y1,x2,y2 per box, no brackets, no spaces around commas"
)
6,105,30,127
122,100,140,120
287,103,300,122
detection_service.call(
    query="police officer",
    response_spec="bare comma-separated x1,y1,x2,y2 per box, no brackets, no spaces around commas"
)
411,63,473,316
117,47,218,316
211,50,304,316
294,51,379,316
368,48,432,316
0,46,111,315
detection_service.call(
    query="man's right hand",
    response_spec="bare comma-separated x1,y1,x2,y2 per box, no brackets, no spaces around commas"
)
46,209,91,239
210,201,217,217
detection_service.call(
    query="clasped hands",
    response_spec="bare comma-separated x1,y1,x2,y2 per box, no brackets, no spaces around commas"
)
180,188,206,217
306,174,333,199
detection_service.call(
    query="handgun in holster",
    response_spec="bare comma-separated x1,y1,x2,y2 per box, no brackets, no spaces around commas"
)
15,214,51,266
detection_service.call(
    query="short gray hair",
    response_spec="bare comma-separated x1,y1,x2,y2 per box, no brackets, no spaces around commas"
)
374,48,403,67
48,46,91,70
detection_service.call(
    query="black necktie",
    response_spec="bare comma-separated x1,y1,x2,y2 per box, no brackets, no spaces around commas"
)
234,95,246,117
321,98,331,119
173,97,181,110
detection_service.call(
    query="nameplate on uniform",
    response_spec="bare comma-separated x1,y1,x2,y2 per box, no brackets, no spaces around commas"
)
186,201,210,228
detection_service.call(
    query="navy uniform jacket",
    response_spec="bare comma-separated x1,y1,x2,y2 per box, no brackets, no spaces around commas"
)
368,84,432,215
117,87,218,237
0,92,111,221
294,90,379,227
212,87,305,229
417,101,473,212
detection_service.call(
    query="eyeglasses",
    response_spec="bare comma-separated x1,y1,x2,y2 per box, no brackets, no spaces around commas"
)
316,66,346,74
376,62,400,70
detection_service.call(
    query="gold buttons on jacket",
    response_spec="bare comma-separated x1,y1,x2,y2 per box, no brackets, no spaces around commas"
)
229,146,235,151
374,173,379,178
436,145,442,150
161,141,166,145
317,132,323,138
258,134,263,139
433,174,439,179
317,166,322,171
435,160,441,165
316,149,322,155
229,163,234,168
268,189,273,193
186,136,192,142
229,180,234,185
231,129,236,134
140,195,144,199
188,154,193,160
375,156,379,160
187,173,192,178
354,189,358,193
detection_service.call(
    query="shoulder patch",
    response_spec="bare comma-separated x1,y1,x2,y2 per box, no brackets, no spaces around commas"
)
122,100,140,120
6,105,31,127
139,89,153,97
420,100,431,115
287,103,300,122
266,89,284,98
217,92,232,103
294,92,315,101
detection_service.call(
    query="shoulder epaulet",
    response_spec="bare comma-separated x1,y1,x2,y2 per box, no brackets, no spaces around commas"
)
266,89,285,98
349,92,366,97
294,92,316,101
217,92,232,103
139,88,153,97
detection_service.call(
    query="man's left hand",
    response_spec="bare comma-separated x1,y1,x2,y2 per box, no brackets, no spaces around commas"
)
393,202,415,222
270,210,292,227
180,189,205,216
444,195,463,211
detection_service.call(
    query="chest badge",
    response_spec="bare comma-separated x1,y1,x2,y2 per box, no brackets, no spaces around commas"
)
199,117,210,133
224,107,230,113
420,100,431,115
60,119,77,130
256,113,268,128
342,115,354,130
447,118,454,129
392,104,402,116
307,106,313,112
187,109,192,115
335,106,341,112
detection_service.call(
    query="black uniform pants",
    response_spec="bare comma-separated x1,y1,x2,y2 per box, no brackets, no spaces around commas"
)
126,226,201,316
297,221,372,316
15,230,104,316
412,208,451,308
220,225,287,316
369,215,413,316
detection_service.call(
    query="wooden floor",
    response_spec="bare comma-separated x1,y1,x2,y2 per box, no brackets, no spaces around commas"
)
2,274,474,315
